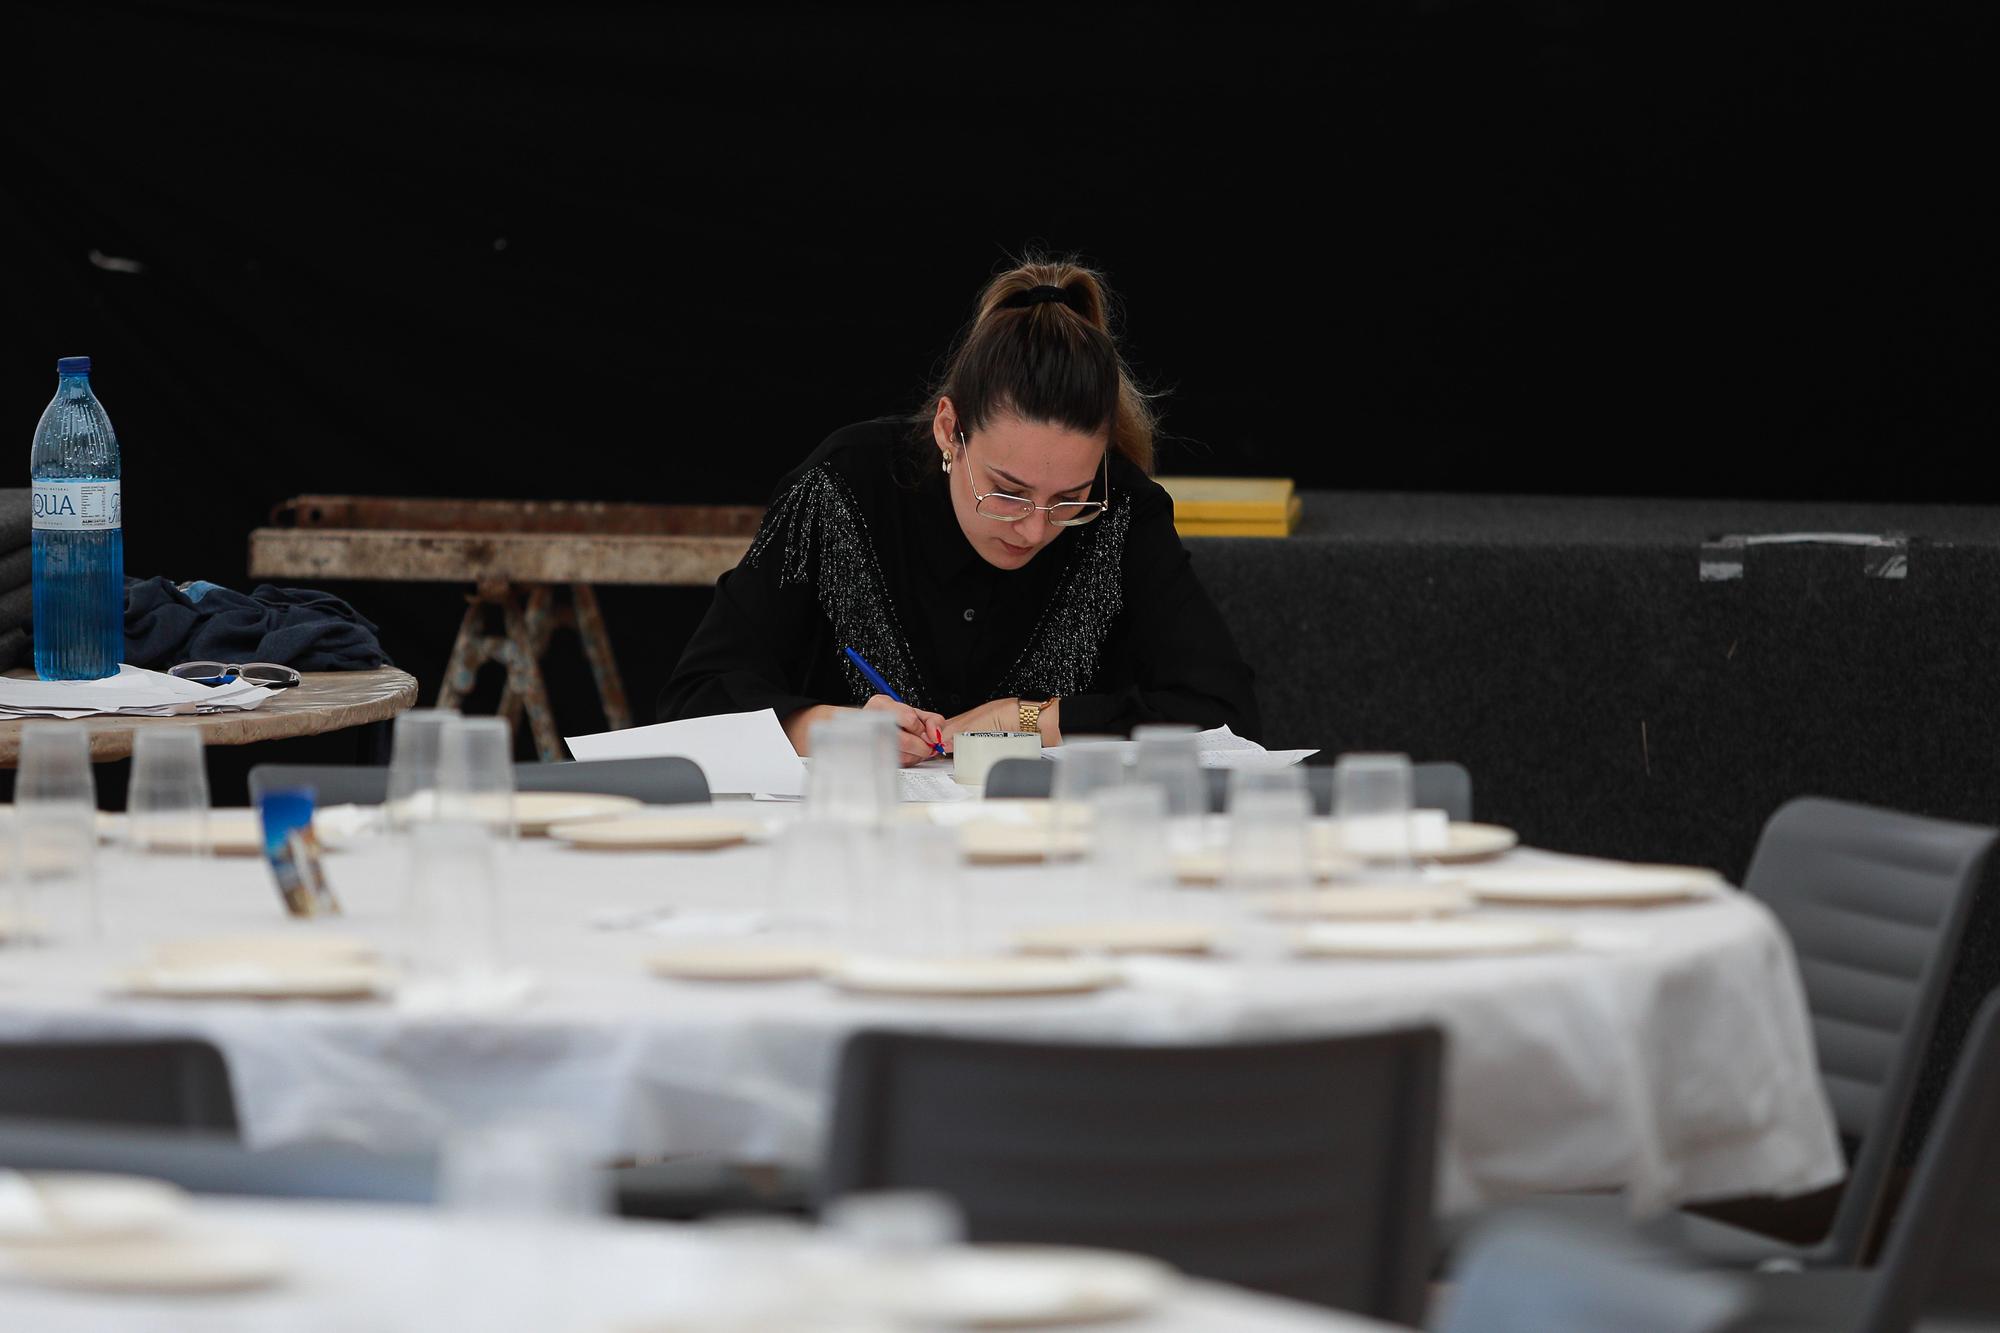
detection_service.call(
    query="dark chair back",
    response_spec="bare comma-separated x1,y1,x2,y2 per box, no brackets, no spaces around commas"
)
1860,992,2000,1330
983,757,1052,800
0,1118,434,1203
0,1039,238,1131
823,1028,1442,1320
516,756,709,804
249,762,390,806
1741,796,1997,1264
993,755,1477,820
1206,761,1475,819
1441,1214,1747,1333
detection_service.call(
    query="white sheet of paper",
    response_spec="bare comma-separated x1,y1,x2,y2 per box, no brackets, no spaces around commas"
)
900,770,975,803
565,708,806,797
0,664,273,717
1041,724,1317,769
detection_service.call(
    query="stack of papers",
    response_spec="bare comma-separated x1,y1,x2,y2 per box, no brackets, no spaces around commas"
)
0,665,275,720
1046,725,1318,769
568,708,807,797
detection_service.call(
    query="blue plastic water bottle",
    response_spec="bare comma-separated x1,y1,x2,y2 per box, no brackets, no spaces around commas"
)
30,355,124,680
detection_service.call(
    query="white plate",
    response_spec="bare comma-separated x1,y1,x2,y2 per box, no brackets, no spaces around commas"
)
1296,920,1572,959
2,1233,288,1292
870,1245,1175,1327
1463,864,1726,906
645,946,831,981
1170,850,1359,885
98,809,347,857
0,1173,188,1245
117,962,394,1000
827,956,1120,998
549,814,758,851
1250,885,1474,920
504,792,645,835
147,933,376,970
960,824,1091,864
1014,921,1217,956
1423,823,1521,863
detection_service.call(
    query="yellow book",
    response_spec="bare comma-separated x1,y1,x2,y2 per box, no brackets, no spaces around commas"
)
1175,494,1303,538
1158,476,1296,524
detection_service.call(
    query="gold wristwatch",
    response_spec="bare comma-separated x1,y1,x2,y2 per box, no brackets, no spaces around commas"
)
1019,697,1053,734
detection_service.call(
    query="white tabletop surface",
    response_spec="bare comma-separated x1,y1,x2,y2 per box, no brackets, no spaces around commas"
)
0,809,1845,1217
0,1195,1400,1332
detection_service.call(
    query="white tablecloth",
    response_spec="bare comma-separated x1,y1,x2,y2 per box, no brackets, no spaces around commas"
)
0,820,1845,1216
0,1196,1395,1332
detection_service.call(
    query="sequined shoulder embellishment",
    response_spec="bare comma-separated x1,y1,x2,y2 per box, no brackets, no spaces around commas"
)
742,464,932,709
994,498,1133,701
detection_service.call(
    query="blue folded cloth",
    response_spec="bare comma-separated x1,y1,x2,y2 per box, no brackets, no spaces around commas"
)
124,576,388,672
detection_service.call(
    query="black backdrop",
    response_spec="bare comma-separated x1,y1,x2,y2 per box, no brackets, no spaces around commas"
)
3,2,1994,729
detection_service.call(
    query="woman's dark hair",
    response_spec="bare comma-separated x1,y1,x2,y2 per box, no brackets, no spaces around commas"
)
919,256,1158,473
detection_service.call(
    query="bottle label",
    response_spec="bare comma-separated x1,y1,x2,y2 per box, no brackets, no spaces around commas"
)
31,480,122,532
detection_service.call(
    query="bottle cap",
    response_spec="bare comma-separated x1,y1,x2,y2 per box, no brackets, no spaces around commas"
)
56,356,91,376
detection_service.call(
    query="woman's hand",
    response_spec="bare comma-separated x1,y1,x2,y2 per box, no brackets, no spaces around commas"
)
783,699,948,767
863,694,950,767
939,698,1062,750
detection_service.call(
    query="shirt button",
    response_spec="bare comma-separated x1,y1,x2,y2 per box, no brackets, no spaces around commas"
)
963,607,977,622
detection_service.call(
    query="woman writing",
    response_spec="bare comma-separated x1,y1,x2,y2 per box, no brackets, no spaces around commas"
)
658,257,1261,765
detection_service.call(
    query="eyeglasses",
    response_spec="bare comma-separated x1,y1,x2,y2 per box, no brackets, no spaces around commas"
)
963,434,1110,527
168,661,304,689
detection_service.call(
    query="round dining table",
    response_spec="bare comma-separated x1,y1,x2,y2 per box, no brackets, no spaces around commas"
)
0,1195,1403,1332
0,807,1845,1219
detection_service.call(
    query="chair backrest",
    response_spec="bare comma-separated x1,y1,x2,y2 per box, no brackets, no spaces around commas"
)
1740,796,1997,1264
983,757,1053,800
1199,762,1472,818
996,756,1476,822
823,1027,1443,1320
249,762,390,806
1861,992,2000,1331
0,1039,238,1132
516,756,710,804
1440,1214,1747,1333
1413,761,1474,822
0,1117,435,1203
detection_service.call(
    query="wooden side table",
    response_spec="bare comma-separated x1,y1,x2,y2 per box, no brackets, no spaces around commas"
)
0,667,419,765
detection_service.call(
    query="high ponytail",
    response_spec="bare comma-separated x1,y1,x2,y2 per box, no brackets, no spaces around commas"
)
921,255,1158,474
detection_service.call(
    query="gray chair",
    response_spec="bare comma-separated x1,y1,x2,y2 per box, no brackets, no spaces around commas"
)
249,756,711,806
823,1028,1443,1320
1526,796,1998,1271
988,755,1476,822
0,1039,238,1131
1440,1213,1749,1333
1737,992,2000,1332
0,1118,434,1204
983,756,1051,799
516,756,709,804
248,762,390,806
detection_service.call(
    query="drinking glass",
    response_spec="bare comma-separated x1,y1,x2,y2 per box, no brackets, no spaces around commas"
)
1132,724,1206,818
1051,738,1127,805
1089,783,1170,918
12,723,98,941
806,711,897,826
859,820,964,957
405,819,503,985
1226,763,1308,808
438,1113,604,1329
126,729,211,855
386,707,455,829
1334,752,1415,869
773,818,861,935
437,715,516,837
1225,787,1313,894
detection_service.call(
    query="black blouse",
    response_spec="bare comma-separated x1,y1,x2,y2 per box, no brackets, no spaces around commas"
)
658,420,1261,739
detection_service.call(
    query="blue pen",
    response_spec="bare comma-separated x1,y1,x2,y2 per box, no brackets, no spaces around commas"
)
843,646,945,755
